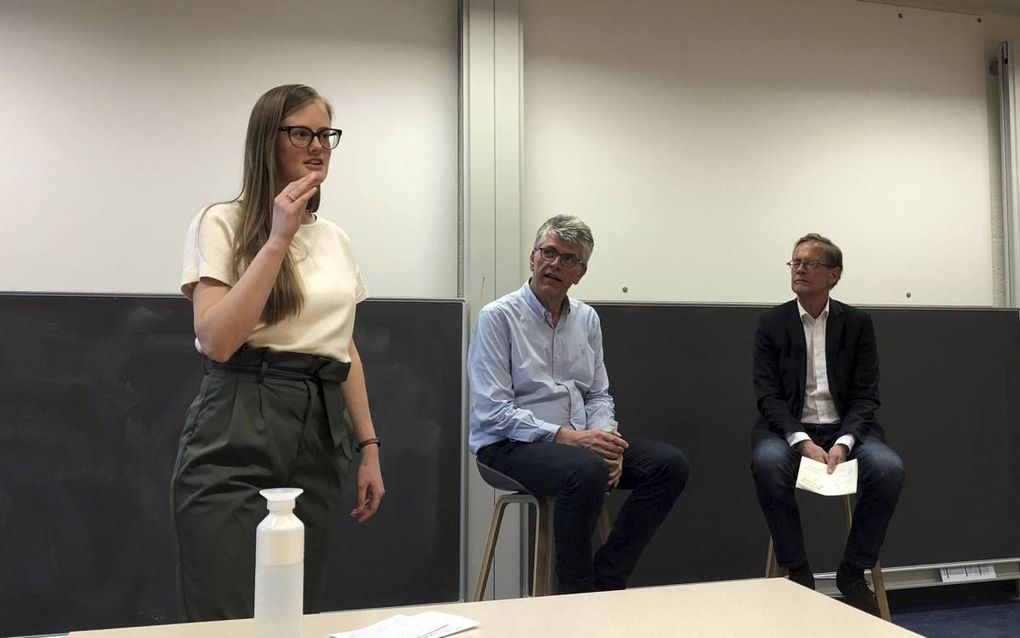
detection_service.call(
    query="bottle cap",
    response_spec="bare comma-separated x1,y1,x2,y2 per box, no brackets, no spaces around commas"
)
260,487,303,512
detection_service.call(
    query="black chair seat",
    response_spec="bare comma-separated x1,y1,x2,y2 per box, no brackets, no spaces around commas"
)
476,460,531,493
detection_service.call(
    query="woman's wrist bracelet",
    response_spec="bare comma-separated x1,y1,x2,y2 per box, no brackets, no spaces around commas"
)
357,437,381,452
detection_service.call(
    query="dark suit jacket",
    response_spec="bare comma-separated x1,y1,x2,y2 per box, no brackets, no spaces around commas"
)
752,298,884,447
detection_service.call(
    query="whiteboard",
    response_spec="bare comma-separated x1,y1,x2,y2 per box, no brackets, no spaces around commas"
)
521,0,992,306
0,0,459,297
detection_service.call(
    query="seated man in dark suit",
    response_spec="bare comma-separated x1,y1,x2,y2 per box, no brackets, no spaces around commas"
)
751,233,905,615
468,215,688,594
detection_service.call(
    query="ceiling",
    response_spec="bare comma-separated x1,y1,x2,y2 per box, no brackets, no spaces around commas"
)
863,0,1020,16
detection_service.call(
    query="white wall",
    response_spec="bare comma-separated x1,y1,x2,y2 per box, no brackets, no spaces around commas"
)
0,0,459,296
521,0,993,306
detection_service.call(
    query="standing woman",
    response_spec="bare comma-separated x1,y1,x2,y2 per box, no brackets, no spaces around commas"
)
172,84,384,621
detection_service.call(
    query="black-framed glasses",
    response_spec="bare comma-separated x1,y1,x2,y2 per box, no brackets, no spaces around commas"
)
278,126,343,149
786,259,834,271
535,246,585,269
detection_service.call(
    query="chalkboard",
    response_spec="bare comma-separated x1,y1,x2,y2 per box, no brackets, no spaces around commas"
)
592,303,1020,585
0,294,464,637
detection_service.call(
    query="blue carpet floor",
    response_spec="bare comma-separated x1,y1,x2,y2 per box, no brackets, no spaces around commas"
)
894,601,1020,637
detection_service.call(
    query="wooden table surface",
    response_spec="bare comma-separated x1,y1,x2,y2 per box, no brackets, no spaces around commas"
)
69,578,922,638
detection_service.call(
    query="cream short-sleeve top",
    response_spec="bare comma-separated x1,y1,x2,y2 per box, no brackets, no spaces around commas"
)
181,202,367,362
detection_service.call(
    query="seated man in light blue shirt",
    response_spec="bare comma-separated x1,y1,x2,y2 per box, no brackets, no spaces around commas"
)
468,215,689,594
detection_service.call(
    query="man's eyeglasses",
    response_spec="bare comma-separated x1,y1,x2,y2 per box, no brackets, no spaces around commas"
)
786,259,834,271
278,126,343,149
535,246,585,269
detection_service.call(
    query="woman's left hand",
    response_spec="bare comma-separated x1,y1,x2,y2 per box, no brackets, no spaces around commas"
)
350,448,385,523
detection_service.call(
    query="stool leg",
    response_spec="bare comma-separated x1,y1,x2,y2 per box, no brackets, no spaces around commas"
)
842,494,854,530
472,498,512,602
532,498,553,596
871,560,892,621
765,537,782,578
843,495,891,621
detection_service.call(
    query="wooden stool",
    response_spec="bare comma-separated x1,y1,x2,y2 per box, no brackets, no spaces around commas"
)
473,461,612,601
764,493,891,621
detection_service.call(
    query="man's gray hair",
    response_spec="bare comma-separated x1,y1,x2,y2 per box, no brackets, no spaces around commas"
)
532,215,595,263
794,233,843,270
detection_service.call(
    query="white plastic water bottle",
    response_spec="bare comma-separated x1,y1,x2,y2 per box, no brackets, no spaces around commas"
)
255,487,305,638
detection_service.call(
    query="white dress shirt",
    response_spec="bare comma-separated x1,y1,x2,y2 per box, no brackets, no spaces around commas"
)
787,299,856,452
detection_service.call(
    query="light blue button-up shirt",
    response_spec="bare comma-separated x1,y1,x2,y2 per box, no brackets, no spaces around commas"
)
468,281,617,454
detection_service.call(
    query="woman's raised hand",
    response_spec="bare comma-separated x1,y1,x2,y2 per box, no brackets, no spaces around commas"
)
270,173,320,243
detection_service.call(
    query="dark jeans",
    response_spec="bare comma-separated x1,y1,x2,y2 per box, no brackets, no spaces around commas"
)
751,426,905,569
477,436,688,594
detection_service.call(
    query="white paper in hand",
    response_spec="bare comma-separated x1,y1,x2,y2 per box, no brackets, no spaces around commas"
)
795,457,858,496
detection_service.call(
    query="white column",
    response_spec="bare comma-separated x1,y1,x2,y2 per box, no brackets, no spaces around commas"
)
999,40,1020,307
462,0,527,599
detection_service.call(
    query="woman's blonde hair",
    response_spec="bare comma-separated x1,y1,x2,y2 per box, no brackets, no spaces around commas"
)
233,84,333,324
